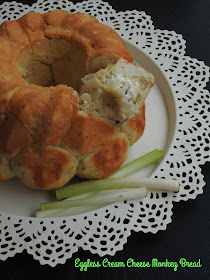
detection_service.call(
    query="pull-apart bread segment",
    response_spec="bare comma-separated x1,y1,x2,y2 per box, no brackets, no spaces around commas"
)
80,59,154,122
0,10,154,189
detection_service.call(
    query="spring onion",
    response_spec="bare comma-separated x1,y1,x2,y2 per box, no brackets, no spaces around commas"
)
41,187,147,210
35,204,108,218
56,176,179,201
108,149,163,178
36,149,180,218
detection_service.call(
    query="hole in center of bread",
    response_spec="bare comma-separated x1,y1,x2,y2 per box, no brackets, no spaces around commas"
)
16,38,87,91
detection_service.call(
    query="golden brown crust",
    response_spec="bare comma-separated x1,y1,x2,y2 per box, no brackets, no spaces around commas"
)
0,20,29,46
12,144,78,190
77,133,129,179
121,104,146,145
0,113,33,158
7,85,78,145
0,10,148,190
44,11,83,40
17,12,46,50
0,87,21,116
72,14,133,73
61,112,117,159
0,60,27,95
0,37,14,62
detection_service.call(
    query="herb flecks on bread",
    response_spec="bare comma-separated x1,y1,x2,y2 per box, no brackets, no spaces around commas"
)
80,59,154,122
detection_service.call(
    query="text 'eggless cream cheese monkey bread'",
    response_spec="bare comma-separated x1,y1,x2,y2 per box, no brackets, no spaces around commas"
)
0,10,155,190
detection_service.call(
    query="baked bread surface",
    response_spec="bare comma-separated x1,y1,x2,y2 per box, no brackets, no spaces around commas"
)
0,10,154,189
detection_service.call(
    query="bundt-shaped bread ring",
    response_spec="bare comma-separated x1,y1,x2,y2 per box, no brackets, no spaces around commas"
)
0,10,154,190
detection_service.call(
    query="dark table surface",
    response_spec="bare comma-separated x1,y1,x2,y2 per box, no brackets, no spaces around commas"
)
0,0,209,279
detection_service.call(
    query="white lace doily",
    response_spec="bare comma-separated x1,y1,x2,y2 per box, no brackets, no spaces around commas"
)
0,0,209,266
